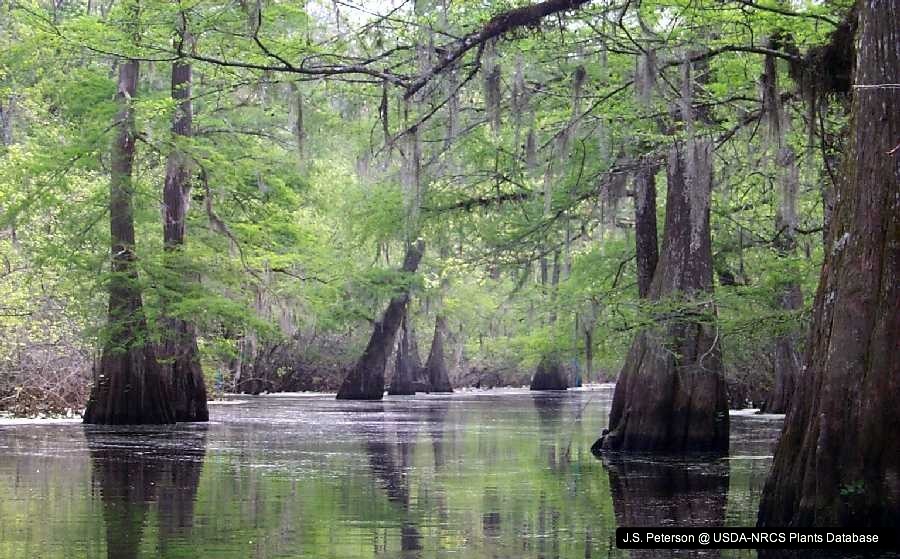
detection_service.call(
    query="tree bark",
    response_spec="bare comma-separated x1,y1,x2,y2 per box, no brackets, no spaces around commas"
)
423,314,453,392
337,240,425,400
765,283,801,414
596,139,729,453
757,0,899,534
583,327,593,381
159,16,208,422
388,315,420,395
83,56,175,425
634,159,659,299
530,354,568,391
759,47,803,415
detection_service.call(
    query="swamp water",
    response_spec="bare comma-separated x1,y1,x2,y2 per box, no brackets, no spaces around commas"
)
0,386,782,558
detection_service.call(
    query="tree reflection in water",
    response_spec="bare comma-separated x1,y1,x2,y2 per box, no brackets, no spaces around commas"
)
603,453,729,559
361,406,422,557
85,427,207,558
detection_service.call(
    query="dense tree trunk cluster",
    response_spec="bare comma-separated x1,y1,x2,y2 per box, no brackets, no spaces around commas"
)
84,14,208,425
337,240,425,400
9,0,899,540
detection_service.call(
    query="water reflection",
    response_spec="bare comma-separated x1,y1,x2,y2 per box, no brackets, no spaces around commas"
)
0,389,784,559
532,393,568,472
603,453,729,559
86,427,207,558
361,411,422,556
425,400,450,471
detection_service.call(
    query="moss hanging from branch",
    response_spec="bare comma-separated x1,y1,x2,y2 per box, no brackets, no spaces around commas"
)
759,49,783,147
288,83,305,161
483,39,502,134
634,50,656,107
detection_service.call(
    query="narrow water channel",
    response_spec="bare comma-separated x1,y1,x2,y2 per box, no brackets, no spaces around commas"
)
0,386,782,558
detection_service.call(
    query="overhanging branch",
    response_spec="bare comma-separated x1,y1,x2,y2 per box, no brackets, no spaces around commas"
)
404,0,594,99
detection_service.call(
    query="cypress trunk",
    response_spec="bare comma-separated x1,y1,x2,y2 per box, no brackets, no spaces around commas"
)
757,0,899,534
160,19,208,422
388,315,419,395
423,314,453,392
531,251,569,391
760,49,803,415
596,140,729,453
765,283,802,414
765,158,803,414
83,56,175,425
530,354,568,391
337,240,425,400
634,159,660,299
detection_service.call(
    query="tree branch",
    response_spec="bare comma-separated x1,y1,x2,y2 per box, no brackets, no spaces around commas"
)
404,0,594,100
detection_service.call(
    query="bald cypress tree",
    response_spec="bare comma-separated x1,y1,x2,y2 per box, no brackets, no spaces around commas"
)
159,13,208,422
84,1,174,424
758,0,899,533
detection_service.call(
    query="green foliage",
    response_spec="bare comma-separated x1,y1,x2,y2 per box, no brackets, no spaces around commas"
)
0,0,840,405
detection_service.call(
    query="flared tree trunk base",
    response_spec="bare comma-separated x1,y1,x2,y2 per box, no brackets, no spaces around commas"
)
597,321,729,453
337,241,425,401
388,316,420,396
84,345,175,425
758,0,899,537
423,315,453,393
597,139,728,454
161,320,209,422
529,354,568,391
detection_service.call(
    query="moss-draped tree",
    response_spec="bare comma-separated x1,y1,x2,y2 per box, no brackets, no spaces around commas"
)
757,0,899,533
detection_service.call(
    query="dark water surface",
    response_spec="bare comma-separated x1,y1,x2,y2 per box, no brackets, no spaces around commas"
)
0,386,783,558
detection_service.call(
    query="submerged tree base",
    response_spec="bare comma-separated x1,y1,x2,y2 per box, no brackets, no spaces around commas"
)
757,0,899,533
598,141,729,454
84,345,175,425
423,315,453,393
161,319,209,423
596,324,729,453
337,241,425,401
529,354,568,391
